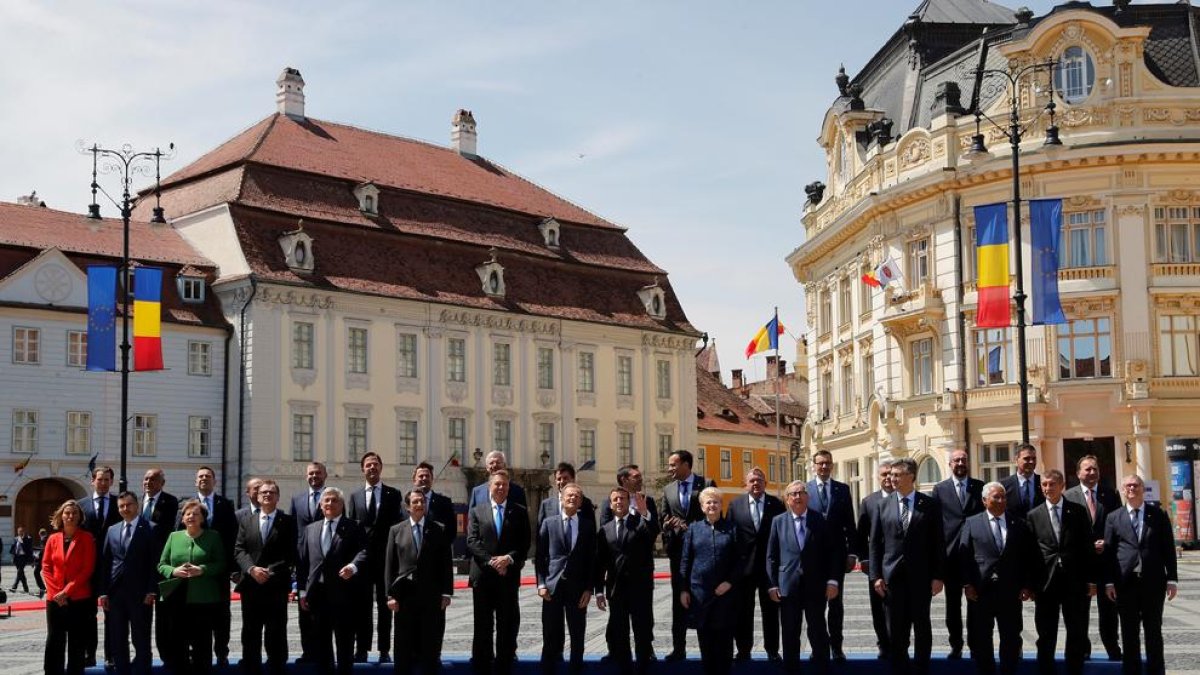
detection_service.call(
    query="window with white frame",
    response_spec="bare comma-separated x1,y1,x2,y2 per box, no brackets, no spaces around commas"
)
347,416,368,461
13,327,39,364
907,238,931,287
839,279,852,326
696,446,706,475
1159,315,1199,377
447,338,466,382
188,341,212,376
845,459,863,506
819,289,832,334
743,450,753,473
493,343,512,386
66,330,87,368
1055,45,1096,104
397,420,418,464
977,442,1014,482
397,333,417,379
449,417,468,458
657,433,673,471
720,449,732,480
1058,317,1112,379
13,410,38,453
1061,210,1107,268
618,431,634,467
656,360,672,399
133,414,157,456
66,411,91,455
293,322,314,370
911,337,934,395
579,429,596,464
767,455,778,484
577,352,595,393
918,456,942,486
840,360,854,413
493,419,512,454
1153,206,1200,263
537,347,555,390
347,327,368,374
974,328,1011,387
188,416,211,458
538,422,556,465
180,277,205,303
617,355,633,396
292,414,314,461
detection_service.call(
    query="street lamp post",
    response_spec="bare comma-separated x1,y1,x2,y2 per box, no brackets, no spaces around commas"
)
80,142,173,493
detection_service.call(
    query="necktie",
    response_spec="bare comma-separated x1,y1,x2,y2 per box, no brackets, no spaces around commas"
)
957,481,966,507
322,520,334,555
794,515,806,548
680,481,690,508
993,516,1005,551
494,504,504,537
1050,505,1061,542
97,497,105,523
565,517,574,551
205,496,213,523
819,482,828,514
1024,480,1033,508
1131,508,1141,540
1086,489,1097,523
311,491,320,520
143,496,155,520
413,523,423,552
260,514,271,543
751,498,761,530
1131,509,1143,574
367,487,377,523
901,496,911,533
122,522,133,552
616,518,624,541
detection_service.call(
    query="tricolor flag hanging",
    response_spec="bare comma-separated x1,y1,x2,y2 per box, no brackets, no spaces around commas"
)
861,268,882,288
86,266,118,372
1030,198,1068,325
133,267,165,371
974,203,1011,328
745,313,785,358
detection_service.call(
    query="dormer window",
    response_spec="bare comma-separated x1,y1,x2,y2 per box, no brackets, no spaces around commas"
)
637,280,667,320
177,273,206,304
539,217,561,249
279,223,316,274
354,182,380,216
475,249,506,298
1055,46,1096,105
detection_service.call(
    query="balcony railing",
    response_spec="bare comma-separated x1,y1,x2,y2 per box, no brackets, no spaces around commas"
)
1059,265,1115,281
1151,263,1200,277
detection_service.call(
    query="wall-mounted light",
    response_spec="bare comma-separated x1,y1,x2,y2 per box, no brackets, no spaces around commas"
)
1124,440,1132,464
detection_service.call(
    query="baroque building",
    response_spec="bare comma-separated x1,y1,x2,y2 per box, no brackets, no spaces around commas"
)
787,1,1200,496
135,68,700,510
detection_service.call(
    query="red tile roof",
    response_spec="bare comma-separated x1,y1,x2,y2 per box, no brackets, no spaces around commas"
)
696,362,783,437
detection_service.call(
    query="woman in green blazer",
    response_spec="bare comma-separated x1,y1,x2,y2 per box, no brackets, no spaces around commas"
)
158,498,226,674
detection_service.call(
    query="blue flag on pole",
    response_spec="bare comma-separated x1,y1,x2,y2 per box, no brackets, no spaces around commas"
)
1030,199,1067,325
86,266,118,371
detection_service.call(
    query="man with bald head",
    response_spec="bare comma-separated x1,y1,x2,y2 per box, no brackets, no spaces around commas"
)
468,451,528,510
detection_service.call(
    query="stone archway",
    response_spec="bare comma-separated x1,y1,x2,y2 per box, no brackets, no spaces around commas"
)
14,478,83,537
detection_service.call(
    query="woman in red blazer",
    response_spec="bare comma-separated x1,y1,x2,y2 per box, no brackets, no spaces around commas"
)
41,499,96,675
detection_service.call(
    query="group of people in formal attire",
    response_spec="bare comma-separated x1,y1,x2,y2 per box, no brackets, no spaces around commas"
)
5,523,47,597
32,444,1179,675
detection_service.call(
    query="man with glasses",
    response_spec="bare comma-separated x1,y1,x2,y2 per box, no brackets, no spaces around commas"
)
1104,475,1178,675
234,480,297,675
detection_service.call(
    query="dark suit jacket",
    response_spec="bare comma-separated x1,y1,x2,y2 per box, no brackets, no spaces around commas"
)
600,494,660,539
727,493,786,579
808,479,856,578
78,494,122,546
466,500,531,587
1027,499,1094,593
289,488,326,531
10,534,34,564
346,483,405,561
679,517,741,628
469,481,527,511
869,491,945,585
297,517,369,601
1001,473,1045,520
538,495,597,530
660,473,714,556
856,490,889,561
426,491,458,542
234,509,298,594
932,477,985,559
536,514,596,598
593,514,656,601
98,517,158,599
384,519,453,604
1103,503,1177,589
765,509,843,599
1064,483,1121,541
957,511,1033,593
141,490,179,551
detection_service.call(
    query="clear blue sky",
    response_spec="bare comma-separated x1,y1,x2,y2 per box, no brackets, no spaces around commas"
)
0,0,1087,381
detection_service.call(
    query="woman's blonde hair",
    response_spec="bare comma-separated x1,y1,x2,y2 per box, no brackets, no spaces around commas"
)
50,500,84,531
179,498,209,522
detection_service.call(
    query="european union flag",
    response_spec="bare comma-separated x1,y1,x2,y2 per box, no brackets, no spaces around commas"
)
1030,199,1067,325
988,345,1002,376
86,266,117,371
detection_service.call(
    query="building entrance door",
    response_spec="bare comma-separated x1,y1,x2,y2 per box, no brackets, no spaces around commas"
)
1062,437,1117,490
14,478,78,539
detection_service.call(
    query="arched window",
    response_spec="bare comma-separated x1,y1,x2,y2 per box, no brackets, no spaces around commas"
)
918,456,942,485
1055,46,1095,104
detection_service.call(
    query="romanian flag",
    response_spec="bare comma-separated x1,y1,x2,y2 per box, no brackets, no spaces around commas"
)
861,268,882,288
745,314,785,358
974,203,1010,328
133,267,164,371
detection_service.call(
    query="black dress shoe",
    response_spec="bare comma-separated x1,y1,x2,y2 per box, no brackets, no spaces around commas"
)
831,648,846,662
767,654,783,663
216,656,230,667
354,654,368,663
379,653,392,664
877,650,890,660
735,653,751,662
665,651,686,662
947,648,963,659
1107,652,1123,661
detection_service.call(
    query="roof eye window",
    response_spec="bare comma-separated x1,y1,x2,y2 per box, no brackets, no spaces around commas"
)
1055,46,1095,105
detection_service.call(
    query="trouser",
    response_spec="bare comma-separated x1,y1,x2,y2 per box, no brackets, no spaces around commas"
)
866,571,891,654
12,562,29,592
1090,590,1123,659
1116,579,1167,675
943,574,968,652
1034,577,1088,675
967,585,1023,675
310,584,357,675
883,571,934,675
471,579,520,675
825,585,844,653
83,592,99,663
540,589,587,674
298,597,317,658
697,620,734,675
735,576,780,657
356,557,392,657
779,590,829,675
34,558,46,591
393,597,446,675
105,592,154,675
165,600,215,675
155,601,172,666
240,586,289,674
668,553,687,654
605,593,655,675
213,579,231,660
45,598,90,675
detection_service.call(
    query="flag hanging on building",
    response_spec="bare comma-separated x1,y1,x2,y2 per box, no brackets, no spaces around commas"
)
14,455,32,475
974,203,1011,328
745,313,784,358
1030,198,1068,325
861,267,882,288
133,267,164,371
86,265,118,372
875,256,902,286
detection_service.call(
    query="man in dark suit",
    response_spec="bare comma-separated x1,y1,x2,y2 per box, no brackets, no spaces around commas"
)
960,481,1034,675
467,470,531,675
235,476,264,519
77,464,120,667
1065,454,1122,661
808,449,857,661
298,488,370,675
413,461,458,543
289,461,330,664
536,483,595,675
181,465,240,667
600,464,660,539
346,451,405,663
1000,444,1044,521
728,466,785,661
931,449,985,659
870,457,945,675
140,468,179,548
9,526,33,593
595,487,657,675
766,480,843,675
1104,474,1179,675
1028,470,1093,675
857,459,894,660
386,489,454,675
234,479,297,675
97,491,158,675
538,462,597,530
468,451,528,511
660,449,714,660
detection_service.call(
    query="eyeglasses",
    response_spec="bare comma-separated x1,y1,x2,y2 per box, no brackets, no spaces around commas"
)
786,490,807,497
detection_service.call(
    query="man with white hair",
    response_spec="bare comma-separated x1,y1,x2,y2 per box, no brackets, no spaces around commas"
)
468,451,528,510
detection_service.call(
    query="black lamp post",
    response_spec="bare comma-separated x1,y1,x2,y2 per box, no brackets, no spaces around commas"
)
964,59,1061,447
80,141,173,493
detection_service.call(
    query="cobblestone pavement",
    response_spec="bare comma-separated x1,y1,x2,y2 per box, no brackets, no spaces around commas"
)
2,555,1199,674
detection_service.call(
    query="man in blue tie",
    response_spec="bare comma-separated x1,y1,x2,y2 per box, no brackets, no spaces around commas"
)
807,450,858,661
346,452,404,664
1000,444,1044,521
536,483,595,675
385,489,453,675
98,491,158,675
234,479,297,675
289,461,328,664
660,450,713,661
467,471,530,675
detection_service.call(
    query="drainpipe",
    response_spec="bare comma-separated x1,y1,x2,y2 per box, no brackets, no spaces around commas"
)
236,277,258,508
953,193,970,451
220,322,233,490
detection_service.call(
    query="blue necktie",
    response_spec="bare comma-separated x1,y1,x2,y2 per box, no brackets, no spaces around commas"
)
413,523,422,552
494,504,504,537
1025,480,1033,508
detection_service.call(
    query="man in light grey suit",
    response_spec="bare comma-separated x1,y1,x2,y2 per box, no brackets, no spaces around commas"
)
536,483,595,675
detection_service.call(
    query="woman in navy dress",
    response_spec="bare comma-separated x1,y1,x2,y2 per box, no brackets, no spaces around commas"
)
679,487,742,675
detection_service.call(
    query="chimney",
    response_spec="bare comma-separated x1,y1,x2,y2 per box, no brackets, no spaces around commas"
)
452,109,478,157
276,67,306,119
732,369,744,390
778,359,787,377
765,355,778,375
